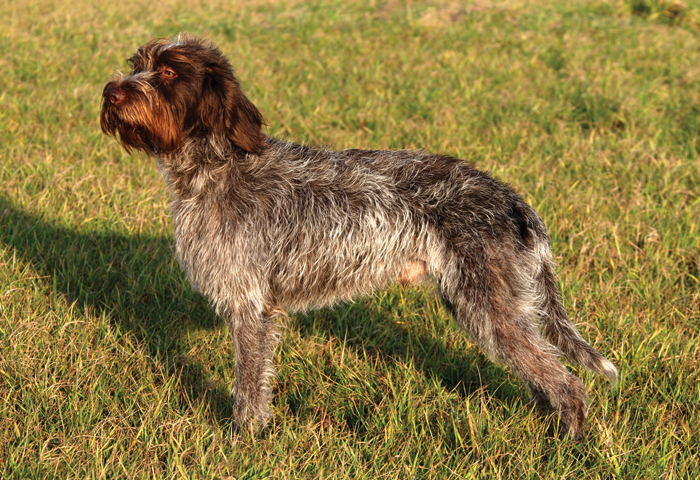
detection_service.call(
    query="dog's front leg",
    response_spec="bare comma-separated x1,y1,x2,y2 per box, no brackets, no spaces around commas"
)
228,303,281,433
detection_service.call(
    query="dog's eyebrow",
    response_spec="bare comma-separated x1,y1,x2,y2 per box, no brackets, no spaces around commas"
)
157,50,200,69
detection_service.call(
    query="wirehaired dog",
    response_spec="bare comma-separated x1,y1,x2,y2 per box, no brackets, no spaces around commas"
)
101,35,618,439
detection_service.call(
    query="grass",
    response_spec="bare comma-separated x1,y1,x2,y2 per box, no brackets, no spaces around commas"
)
1,0,699,477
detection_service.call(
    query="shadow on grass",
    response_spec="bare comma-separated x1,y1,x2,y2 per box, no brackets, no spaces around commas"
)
0,195,523,434
287,302,523,425
0,195,238,425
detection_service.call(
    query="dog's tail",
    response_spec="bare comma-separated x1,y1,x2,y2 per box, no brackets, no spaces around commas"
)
534,239,619,385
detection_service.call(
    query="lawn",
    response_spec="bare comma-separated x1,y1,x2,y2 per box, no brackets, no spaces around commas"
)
1,0,699,478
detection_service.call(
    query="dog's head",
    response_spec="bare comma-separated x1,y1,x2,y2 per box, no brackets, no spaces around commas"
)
101,35,266,155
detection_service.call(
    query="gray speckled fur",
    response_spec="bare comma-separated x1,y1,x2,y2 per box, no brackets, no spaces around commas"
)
101,35,618,439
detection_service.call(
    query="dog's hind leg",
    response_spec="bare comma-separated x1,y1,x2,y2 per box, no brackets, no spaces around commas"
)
490,315,589,440
438,250,589,439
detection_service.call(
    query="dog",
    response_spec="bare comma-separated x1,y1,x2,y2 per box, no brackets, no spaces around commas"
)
101,35,618,439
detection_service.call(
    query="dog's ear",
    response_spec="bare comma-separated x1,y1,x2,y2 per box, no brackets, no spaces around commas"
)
200,60,266,154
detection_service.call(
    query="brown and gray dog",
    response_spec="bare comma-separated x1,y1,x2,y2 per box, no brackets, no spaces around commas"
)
101,35,618,439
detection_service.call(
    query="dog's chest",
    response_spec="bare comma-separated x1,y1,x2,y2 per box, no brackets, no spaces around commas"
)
168,195,255,296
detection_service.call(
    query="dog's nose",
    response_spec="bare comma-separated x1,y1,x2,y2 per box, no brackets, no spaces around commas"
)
103,86,125,105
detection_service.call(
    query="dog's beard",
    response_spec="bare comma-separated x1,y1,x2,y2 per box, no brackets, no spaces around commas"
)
101,99,181,154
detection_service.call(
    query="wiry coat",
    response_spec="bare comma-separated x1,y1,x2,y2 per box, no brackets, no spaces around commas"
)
101,35,618,439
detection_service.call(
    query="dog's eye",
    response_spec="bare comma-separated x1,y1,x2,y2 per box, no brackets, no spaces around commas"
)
161,67,176,79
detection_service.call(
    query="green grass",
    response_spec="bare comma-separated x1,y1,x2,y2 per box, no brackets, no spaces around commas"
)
1,0,699,477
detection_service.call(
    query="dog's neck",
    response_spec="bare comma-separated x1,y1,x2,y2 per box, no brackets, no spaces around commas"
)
155,135,252,200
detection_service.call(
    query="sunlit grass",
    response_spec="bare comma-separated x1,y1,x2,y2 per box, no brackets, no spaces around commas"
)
1,0,698,478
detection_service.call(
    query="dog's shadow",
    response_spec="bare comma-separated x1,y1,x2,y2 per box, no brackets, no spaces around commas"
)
0,196,522,432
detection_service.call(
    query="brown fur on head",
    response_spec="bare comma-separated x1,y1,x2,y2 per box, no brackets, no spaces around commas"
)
100,35,266,155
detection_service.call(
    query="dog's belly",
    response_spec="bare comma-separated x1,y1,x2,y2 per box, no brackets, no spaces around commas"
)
398,260,428,285
270,257,426,312
268,227,431,312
